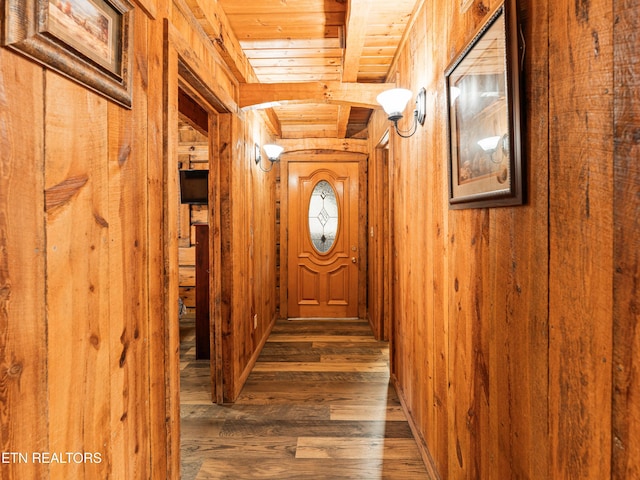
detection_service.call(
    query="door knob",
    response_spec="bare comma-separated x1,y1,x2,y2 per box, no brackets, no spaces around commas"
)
351,257,357,263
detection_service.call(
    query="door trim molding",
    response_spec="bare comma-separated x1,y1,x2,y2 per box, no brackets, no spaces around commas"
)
159,21,232,477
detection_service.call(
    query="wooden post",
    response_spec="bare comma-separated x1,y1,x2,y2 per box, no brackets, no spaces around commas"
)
195,223,210,359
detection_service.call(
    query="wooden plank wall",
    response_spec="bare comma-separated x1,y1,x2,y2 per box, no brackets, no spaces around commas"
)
45,75,111,480
0,51,48,480
0,1,278,478
367,0,639,478
612,0,640,477
549,0,613,476
0,6,163,477
220,110,280,401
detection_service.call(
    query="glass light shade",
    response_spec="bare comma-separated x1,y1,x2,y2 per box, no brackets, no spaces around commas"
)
477,136,501,152
376,88,413,118
263,144,284,160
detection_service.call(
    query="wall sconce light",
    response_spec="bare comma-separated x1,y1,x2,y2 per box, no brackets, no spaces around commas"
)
255,143,284,172
376,87,427,138
477,134,509,163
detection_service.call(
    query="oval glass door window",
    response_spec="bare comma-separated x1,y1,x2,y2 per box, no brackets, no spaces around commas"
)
308,180,339,253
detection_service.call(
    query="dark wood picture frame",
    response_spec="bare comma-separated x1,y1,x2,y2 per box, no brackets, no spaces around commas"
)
2,0,134,108
445,0,524,209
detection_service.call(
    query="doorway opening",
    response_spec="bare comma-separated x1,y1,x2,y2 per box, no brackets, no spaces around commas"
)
176,85,218,406
367,131,392,342
173,80,224,403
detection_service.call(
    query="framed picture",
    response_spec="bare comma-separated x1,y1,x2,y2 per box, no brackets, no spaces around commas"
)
2,0,134,108
445,0,524,208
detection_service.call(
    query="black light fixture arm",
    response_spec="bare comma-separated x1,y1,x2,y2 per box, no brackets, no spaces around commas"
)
393,109,420,138
257,158,278,172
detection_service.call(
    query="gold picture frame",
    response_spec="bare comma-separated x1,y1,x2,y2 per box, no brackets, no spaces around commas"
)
445,0,524,208
3,0,134,108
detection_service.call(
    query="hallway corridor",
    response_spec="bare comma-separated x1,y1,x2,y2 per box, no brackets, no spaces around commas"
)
180,318,431,479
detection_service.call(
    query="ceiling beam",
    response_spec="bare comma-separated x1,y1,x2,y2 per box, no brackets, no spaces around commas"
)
343,0,370,81
182,0,256,83
337,0,372,137
178,88,209,136
336,106,351,138
278,138,369,154
258,109,282,138
240,81,394,110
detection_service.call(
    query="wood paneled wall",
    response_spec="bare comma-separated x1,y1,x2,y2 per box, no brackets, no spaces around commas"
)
612,1,640,477
0,50,48,480
549,0,614,476
0,1,277,478
220,111,279,401
0,7,163,476
366,0,639,478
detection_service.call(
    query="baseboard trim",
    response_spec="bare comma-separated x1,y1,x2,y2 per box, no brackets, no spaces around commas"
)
229,313,279,401
390,373,442,480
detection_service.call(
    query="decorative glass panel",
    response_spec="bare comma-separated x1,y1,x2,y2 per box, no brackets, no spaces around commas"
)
308,180,339,253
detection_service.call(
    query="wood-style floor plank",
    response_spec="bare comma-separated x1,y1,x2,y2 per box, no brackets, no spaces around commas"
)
329,405,408,422
180,318,432,479
252,361,389,373
195,457,431,480
295,437,424,460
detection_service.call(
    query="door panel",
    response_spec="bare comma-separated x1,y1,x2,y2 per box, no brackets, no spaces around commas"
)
300,266,320,304
288,162,359,318
328,265,349,304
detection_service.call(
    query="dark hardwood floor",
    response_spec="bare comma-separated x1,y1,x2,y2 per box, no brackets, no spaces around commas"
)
180,317,431,479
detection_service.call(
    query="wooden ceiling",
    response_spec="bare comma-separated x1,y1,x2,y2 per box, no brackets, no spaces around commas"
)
189,0,421,140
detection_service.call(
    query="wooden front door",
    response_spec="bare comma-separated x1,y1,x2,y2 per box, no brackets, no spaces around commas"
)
288,162,359,318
